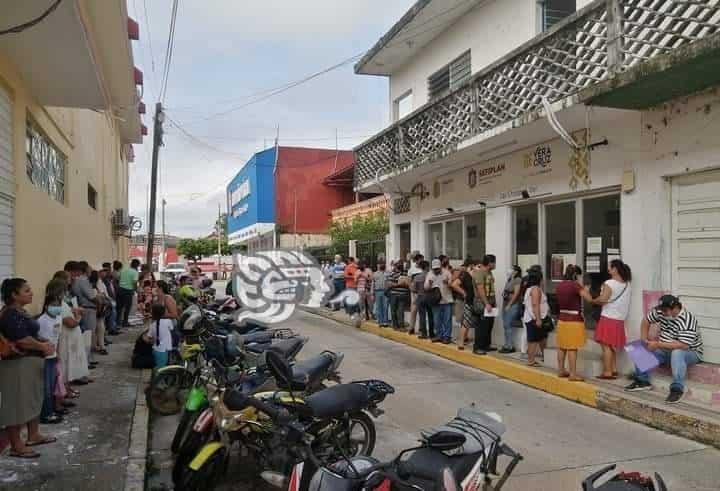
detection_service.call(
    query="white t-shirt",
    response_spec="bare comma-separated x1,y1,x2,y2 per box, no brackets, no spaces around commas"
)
149,318,174,353
37,313,61,359
522,286,549,323
424,270,454,304
601,279,631,321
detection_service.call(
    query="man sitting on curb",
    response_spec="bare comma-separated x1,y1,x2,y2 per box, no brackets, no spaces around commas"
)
625,295,703,404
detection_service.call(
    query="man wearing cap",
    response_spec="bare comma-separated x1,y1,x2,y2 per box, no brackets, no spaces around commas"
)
407,252,424,334
625,295,703,404
424,258,454,343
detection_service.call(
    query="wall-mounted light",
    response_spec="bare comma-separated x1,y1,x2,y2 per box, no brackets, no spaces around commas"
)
521,190,530,200
446,207,454,213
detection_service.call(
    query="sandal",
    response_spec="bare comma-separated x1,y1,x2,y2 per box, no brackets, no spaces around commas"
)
558,371,570,378
569,376,585,382
527,361,541,367
596,374,618,380
457,346,465,351
26,436,58,447
9,449,41,459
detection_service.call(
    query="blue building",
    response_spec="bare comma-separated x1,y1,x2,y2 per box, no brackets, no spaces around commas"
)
226,147,277,251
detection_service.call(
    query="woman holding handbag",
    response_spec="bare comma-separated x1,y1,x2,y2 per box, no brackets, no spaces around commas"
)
522,268,551,367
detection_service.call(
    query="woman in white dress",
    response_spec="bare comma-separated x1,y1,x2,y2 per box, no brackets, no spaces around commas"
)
53,271,89,387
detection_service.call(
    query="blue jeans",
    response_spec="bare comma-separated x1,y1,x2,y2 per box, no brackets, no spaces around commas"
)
332,279,345,309
433,303,453,342
41,358,58,420
153,350,169,369
635,349,701,392
502,303,521,348
374,290,389,325
417,299,435,338
106,304,118,333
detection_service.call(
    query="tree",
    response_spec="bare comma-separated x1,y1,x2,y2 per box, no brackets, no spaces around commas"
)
177,238,215,263
328,212,389,254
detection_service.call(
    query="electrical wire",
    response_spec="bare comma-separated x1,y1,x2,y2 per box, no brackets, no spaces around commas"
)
142,0,157,75
159,0,180,103
0,0,62,36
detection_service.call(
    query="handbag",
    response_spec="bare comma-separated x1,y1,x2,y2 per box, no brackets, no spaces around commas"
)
541,316,556,333
425,287,442,306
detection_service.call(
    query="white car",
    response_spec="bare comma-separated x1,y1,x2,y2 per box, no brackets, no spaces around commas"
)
163,262,186,275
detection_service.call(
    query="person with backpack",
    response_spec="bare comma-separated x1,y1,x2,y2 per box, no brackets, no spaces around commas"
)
148,304,174,368
581,259,632,380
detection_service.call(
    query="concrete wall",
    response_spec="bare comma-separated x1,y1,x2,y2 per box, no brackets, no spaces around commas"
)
387,87,720,361
389,0,537,116
278,233,331,250
0,51,129,311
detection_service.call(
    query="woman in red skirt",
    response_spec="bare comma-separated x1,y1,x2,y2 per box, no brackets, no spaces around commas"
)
581,259,632,379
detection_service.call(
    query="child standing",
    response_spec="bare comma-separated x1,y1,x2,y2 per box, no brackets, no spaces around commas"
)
149,304,173,368
37,287,65,424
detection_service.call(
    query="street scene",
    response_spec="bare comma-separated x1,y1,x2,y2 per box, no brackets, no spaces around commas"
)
1,1,720,491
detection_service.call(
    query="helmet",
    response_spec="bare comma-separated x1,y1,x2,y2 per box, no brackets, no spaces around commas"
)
179,285,199,303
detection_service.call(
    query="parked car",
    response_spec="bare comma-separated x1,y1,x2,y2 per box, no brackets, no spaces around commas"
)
164,262,187,275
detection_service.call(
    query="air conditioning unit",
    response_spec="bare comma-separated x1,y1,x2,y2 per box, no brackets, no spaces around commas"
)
111,209,131,236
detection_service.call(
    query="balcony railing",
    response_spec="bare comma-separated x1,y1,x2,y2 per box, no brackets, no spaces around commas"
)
331,195,390,222
354,0,720,188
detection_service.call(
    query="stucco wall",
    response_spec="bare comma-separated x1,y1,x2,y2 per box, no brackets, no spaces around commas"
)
389,0,537,115
0,52,129,310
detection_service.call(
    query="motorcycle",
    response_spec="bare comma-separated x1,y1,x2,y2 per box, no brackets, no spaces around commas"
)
278,406,522,491
171,349,345,486
176,352,394,491
582,465,667,491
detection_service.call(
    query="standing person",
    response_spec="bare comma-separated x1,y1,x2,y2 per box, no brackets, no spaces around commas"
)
37,281,66,424
407,253,423,334
625,295,703,404
354,261,372,321
455,259,478,350
330,255,346,310
414,261,434,339
425,259,453,344
344,258,359,315
500,266,523,354
156,280,179,321
387,262,410,331
72,261,98,370
472,255,498,354
89,269,109,356
523,268,550,367
0,278,56,459
102,263,119,336
53,271,88,390
372,263,390,327
117,259,140,328
581,259,632,380
555,265,586,381
148,304,173,368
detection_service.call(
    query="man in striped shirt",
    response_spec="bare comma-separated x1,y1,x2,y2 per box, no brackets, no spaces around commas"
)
625,295,703,404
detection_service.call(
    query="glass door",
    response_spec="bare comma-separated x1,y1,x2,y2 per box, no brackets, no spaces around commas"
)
515,204,539,271
397,223,411,261
544,201,577,294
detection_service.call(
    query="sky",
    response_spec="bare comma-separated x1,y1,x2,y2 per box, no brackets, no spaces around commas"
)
127,0,415,238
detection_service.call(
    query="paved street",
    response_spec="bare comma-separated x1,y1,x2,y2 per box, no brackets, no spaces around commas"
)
0,328,142,491
149,310,720,491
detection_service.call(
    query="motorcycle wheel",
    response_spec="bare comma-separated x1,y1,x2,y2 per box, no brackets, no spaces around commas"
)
172,428,213,486
339,412,376,457
176,447,226,491
171,408,199,454
146,368,190,416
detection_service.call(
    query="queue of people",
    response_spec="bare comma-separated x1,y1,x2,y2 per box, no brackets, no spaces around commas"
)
0,259,141,459
327,253,703,404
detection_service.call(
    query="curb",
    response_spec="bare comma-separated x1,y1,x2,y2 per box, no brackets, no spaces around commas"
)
124,369,152,491
304,307,720,449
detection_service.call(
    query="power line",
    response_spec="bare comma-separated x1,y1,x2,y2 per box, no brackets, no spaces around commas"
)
0,0,62,36
159,0,180,103
142,0,157,75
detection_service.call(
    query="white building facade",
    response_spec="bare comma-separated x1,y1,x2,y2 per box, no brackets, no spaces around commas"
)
354,0,720,366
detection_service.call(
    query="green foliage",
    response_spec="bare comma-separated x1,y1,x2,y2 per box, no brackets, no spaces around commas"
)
329,212,389,253
177,238,214,263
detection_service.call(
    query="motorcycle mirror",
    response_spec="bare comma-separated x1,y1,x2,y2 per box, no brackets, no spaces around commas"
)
425,431,466,451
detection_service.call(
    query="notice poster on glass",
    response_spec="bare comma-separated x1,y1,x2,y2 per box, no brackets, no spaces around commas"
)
607,254,621,264
551,254,577,281
587,237,603,254
517,254,539,274
586,255,601,273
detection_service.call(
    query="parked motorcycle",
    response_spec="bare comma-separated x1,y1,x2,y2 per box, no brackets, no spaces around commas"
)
175,352,394,491
276,405,522,491
582,465,668,491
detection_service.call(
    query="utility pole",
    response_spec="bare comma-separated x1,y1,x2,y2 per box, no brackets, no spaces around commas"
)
146,102,164,269
293,189,298,250
159,198,167,272
217,203,222,278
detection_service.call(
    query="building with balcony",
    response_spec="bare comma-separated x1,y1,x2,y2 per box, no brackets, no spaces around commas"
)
354,0,720,364
0,1,144,302
226,146,355,253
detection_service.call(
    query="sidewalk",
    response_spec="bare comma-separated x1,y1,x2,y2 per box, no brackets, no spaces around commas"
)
305,307,720,449
0,325,145,490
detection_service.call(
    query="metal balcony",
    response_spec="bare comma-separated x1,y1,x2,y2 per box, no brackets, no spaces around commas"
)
354,0,720,189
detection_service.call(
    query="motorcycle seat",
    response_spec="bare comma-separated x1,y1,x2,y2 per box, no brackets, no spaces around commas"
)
420,407,506,456
267,337,304,360
402,447,480,485
305,383,370,419
291,354,334,386
223,388,250,411
241,331,274,345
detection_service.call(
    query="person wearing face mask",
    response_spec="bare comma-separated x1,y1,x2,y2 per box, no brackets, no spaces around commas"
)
37,280,68,424
500,266,523,354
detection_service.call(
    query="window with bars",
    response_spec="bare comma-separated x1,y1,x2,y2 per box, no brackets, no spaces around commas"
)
542,0,576,32
88,184,97,210
26,118,66,203
427,50,471,100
